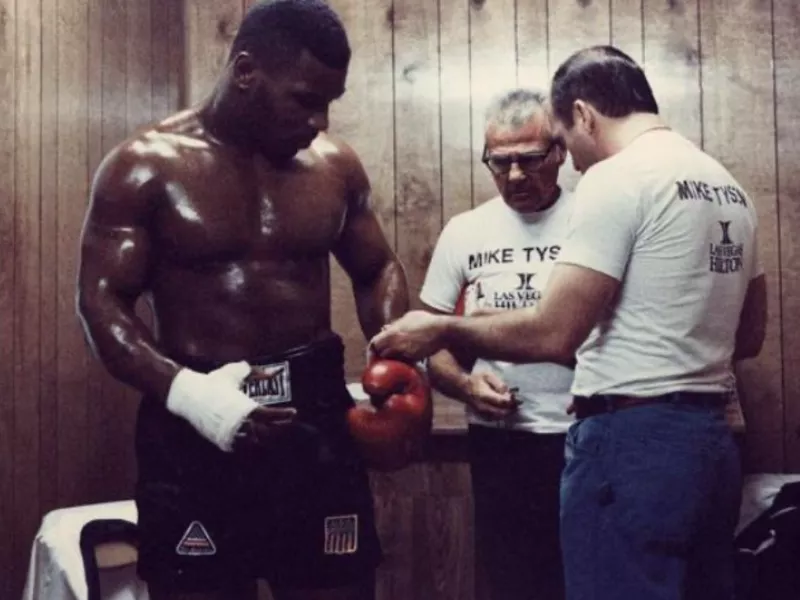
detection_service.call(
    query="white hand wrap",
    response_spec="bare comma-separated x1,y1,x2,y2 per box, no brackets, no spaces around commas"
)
166,361,259,452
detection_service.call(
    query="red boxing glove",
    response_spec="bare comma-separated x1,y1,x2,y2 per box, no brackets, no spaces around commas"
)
347,359,433,471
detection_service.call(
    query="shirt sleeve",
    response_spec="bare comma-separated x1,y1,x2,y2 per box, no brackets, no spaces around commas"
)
419,218,467,312
556,166,642,281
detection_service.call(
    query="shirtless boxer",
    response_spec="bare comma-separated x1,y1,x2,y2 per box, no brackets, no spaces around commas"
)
76,1,416,599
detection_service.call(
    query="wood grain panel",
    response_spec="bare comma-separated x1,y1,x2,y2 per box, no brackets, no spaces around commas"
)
56,0,91,507
439,0,472,223
436,0,472,432
39,0,59,518
516,0,549,90
775,1,800,470
152,0,173,120
0,0,16,594
611,0,643,63
412,497,474,600
548,0,610,191
393,0,441,311
469,0,517,207
644,0,702,145
3,0,185,596
13,0,42,587
168,0,186,110
327,0,396,379
85,0,110,502
183,0,242,105
700,0,782,471
373,495,415,600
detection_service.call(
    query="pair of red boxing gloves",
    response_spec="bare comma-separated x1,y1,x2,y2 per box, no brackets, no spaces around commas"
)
346,358,432,471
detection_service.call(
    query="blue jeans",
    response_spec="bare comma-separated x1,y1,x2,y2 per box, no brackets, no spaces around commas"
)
560,401,741,600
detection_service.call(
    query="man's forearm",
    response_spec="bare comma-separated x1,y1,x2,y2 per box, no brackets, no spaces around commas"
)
78,293,181,400
427,349,473,403
446,307,569,364
354,259,409,339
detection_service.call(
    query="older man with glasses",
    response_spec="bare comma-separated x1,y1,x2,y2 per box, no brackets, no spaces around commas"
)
417,88,574,600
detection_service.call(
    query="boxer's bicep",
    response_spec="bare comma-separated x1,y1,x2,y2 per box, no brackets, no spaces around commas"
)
332,146,409,334
334,199,397,282
78,151,155,308
332,151,399,284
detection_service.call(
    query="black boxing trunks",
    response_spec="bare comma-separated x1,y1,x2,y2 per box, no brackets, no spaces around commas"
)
134,334,382,593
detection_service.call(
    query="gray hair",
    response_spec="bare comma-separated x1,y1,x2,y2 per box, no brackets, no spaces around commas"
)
484,88,548,131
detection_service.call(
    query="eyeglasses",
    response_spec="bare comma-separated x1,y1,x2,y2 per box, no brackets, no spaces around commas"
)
481,140,562,176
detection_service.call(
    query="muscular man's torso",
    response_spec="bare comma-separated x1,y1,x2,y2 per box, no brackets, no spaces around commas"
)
135,111,352,363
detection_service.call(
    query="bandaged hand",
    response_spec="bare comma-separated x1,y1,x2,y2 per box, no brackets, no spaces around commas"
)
166,361,296,452
465,371,519,420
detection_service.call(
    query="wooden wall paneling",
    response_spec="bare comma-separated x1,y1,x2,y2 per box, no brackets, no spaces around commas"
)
0,0,16,594
395,8,458,591
168,0,186,110
85,0,111,503
152,0,174,119
372,495,415,600
547,0,610,191
369,459,429,598
183,0,243,106
435,0,471,435
56,0,92,507
775,1,800,471
469,0,517,207
326,0,396,380
39,0,59,518
151,0,184,116
643,0,702,146
412,495,474,600
13,0,42,588
610,0,643,63
701,0,782,471
127,0,153,129
393,0,442,310
516,0,550,92
439,0,471,224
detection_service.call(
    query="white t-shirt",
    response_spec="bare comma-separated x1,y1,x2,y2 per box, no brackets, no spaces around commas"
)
557,128,762,397
420,193,576,433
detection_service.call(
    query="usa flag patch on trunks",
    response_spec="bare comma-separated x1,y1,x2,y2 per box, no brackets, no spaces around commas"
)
241,361,292,405
324,515,358,555
176,521,217,556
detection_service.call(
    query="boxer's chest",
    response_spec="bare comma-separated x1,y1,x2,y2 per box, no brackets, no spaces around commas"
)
155,153,348,263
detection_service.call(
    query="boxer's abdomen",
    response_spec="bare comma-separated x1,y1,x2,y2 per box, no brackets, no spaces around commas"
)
149,254,333,362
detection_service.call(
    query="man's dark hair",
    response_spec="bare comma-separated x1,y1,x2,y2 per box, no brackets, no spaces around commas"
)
229,0,350,71
550,45,658,127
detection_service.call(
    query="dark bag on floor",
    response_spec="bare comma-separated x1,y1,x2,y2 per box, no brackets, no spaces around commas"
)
734,481,800,600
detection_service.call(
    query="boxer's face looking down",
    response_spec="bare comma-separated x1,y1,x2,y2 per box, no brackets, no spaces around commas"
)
231,49,347,160
483,115,565,213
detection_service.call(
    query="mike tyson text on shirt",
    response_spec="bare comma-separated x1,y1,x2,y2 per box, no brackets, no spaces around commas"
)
468,245,560,270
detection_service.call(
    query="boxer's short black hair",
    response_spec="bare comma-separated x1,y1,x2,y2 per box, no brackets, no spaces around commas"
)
229,0,350,72
550,45,659,127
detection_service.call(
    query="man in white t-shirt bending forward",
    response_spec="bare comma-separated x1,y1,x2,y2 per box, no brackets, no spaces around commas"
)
421,88,574,600
370,46,767,600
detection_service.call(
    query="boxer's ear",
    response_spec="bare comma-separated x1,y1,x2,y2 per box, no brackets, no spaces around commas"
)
231,51,258,91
